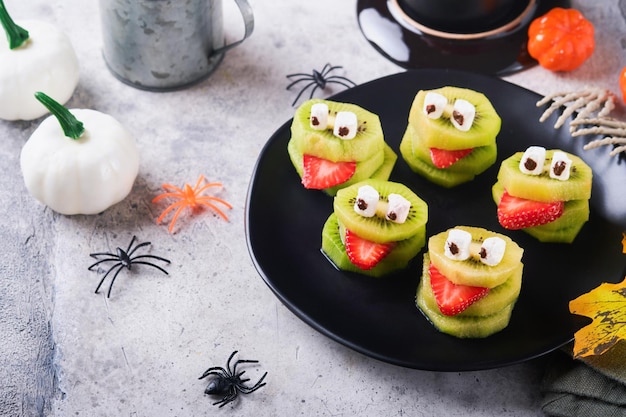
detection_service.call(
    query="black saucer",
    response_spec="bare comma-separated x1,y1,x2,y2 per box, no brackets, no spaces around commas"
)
357,0,570,75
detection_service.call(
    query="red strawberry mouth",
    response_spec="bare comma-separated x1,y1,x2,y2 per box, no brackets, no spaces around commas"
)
344,228,396,270
429,147,474,169
301,154,356,189
497,189,564,230
429,262,489,316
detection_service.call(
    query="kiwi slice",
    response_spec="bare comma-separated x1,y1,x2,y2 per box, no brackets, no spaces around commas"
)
416,280,515,338
497,149,592,203
492,181,590,243
408,87,501,150
321,213,424,277
399,130,476,188
333,179,428,243
291,99,385,162
406,124,497,175
419,253,522,317
428,226,524,288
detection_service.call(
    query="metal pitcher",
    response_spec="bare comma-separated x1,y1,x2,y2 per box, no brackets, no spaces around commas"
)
99,0,254,91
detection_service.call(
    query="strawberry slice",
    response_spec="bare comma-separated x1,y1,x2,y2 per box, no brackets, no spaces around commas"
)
344,229,396,270
429,263,489,316
301,154,356,189
497,190,564,230
429,147,473,168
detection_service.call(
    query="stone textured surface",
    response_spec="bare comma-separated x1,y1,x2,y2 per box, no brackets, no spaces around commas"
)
1,0,624,416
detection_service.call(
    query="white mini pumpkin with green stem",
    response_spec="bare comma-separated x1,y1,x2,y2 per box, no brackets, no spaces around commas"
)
0,0,79,120
20,92,140,215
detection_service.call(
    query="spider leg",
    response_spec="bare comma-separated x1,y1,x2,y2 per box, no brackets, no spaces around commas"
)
155,200,187,224
225,350,239,374
94,263,122,294
308,84,321,100
128,260,170,275
125,235,138,253
325,76,356,87
320,63,341,77
238,372,267,393
152,191,185,203
130,254,171,264
192,175,207,192
106,262,128,298
285,76,314,90
127,241,151,257
87,256,118,270
215,387,238,408
231,359,259,376
196,200,231,221
194,182,224,195
199,367,228,380
167,204,188,233
290,81,317,106
161,184,186,194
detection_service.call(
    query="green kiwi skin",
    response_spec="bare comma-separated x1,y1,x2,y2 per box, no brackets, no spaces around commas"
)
321,213,424,277
419,253,522,317
406,124,497,175
427,226,524,288
497,149,592,203
291,99,385,162
408,87,501,150
416,281,515,338
492,181,590,243
400,130,476,188
333,179,429,243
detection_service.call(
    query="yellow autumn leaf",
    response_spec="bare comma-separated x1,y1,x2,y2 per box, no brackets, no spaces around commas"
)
569,276,626,359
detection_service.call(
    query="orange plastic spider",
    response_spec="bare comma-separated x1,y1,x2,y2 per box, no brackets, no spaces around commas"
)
152,175,232,233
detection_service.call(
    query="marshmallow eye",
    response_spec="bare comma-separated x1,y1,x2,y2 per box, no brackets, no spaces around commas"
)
385,193,411,224
519,146,546,175
550,151,572,181
451,99,476,132
444,229,472,261
310,103,329,130
333,111,358,140
479,237,506,266
353,185,379,218
423,92,447,119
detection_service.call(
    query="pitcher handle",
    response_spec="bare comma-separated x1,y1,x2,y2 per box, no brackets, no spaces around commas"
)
213,0,254,55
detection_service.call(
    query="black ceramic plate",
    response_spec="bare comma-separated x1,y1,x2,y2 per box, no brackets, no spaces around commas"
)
245,69,626,371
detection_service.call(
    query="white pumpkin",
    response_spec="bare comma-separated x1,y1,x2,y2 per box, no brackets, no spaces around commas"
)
20,107,140,215
0,18,79,121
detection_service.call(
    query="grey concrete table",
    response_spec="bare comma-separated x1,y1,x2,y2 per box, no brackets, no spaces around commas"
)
1,1,624,416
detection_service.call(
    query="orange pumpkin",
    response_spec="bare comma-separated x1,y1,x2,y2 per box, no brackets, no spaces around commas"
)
527,8,595,72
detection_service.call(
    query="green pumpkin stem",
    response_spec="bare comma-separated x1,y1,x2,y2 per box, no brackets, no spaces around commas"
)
35,92,85,140
0,0,30,49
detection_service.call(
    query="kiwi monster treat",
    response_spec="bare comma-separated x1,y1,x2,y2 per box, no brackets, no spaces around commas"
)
416,226,524,338
288,99,397,195
321,179,428,277
492,146,592,243
400,86,501,187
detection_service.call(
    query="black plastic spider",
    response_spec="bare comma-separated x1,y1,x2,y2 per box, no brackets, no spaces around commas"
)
199,350,268,408
286,63,357,106
87,235,170,298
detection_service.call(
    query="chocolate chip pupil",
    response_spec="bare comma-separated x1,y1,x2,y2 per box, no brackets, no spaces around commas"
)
553,161,566,176
480,247,487,259
311,116,320,126
387,211,397,221
338,126,350,137
448,242,459,255
357,199,368,210
452,110,464,126
426,104,436,114
524,158,537,171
